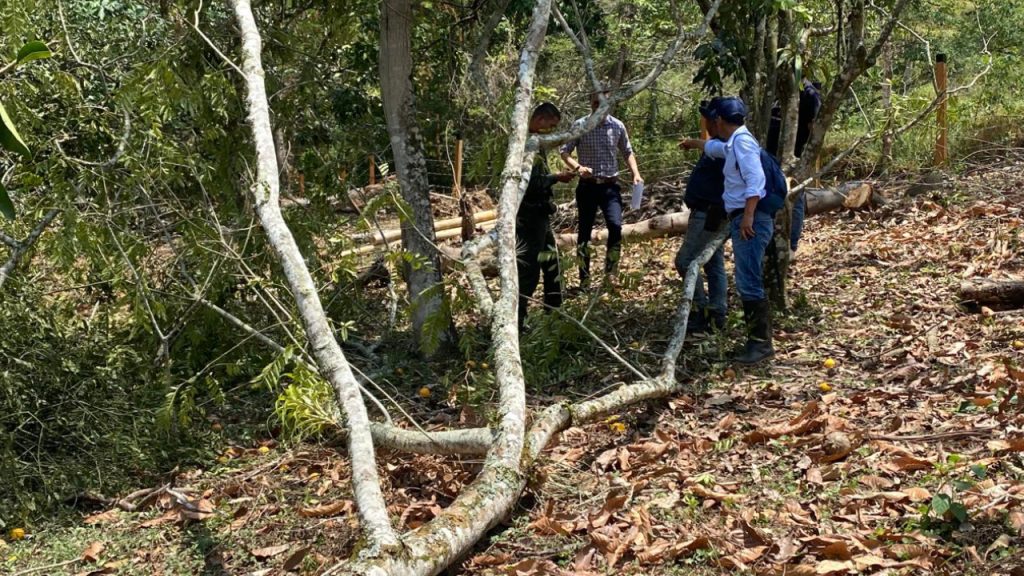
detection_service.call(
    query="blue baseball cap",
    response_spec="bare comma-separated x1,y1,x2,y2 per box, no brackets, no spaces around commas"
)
715,97,748,123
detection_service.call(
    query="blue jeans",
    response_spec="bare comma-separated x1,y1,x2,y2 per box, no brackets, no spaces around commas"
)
576,181,623,284
730,210,774,301
790,191,806,252
674,209,727,316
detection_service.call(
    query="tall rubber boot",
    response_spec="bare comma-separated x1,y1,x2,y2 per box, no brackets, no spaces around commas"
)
734,299,774,365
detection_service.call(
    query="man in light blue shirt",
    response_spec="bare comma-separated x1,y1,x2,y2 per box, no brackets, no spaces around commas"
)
680,97,774,364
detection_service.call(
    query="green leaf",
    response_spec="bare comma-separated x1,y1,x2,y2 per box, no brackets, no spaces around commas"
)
0,101,31,157
970,464,987,480
950,502,968,523
930,493,951,517
16,41,52,65
0,182,15,220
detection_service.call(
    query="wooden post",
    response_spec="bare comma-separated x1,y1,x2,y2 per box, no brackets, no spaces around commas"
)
453,138,464,199
454,133,474,241
699,100,709,140
298,172,305,196
934,53,948,166
368,155,376,186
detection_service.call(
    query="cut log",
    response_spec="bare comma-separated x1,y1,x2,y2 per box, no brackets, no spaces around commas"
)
959,278,1024,310
554,209,691,247
803,181,875,214
350,210,498,246
341,219,498,258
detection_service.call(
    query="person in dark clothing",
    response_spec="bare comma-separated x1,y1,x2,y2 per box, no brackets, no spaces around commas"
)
518,102,576,330
790,79,822,253
675,98,727,333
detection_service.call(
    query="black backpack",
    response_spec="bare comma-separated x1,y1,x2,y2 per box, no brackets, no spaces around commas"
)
734,133,788,215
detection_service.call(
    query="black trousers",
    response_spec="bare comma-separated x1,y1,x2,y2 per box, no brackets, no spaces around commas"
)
517,210,562,327
575,180,623,284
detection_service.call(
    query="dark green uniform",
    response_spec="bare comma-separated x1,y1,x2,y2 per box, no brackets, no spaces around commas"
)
517,154,563,329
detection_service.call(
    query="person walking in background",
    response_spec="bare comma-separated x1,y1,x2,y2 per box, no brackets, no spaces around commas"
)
560,90,643,291
517,102,575,331
790,79,822,255
680,97,775,365
675,98,727,334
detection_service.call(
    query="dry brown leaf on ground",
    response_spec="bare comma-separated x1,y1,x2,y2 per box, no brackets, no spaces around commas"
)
282,546,310,572
745,402,824,444
719,545,768,571
82,509,121,526
251,543,290,559
298,499,352,518
635,536,710,564
499,557,564,576
588,489,629,528
82,541,105,563
815,559,854,574
138,509,177,528
904,486,932,502
529,501,580,536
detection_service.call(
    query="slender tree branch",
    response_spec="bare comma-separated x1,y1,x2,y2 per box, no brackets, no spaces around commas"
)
229,0,399,551
0,209,59,289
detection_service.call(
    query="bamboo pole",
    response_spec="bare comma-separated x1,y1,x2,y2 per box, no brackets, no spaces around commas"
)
368,154,376,186
934,53,948,166
350,209,498,246
453,138,464,199
341,219,498,258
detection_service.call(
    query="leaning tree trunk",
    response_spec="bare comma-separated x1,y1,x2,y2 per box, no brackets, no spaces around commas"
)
793,0,913,181
379,0,453,356
230,0,399,552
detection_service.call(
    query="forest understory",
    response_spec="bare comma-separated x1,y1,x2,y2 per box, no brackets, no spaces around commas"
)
4,154,1024,576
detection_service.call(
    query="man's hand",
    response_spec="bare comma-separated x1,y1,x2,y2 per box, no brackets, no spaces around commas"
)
632,174,643,186
555,171,576,183
740,212,756,240
678,138,705,151
577,165,593,178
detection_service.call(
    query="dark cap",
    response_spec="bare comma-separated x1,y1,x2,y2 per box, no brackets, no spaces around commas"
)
699,96,725,120
715,97,748,123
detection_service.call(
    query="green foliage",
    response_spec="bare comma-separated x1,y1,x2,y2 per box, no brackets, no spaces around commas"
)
274,363,341,441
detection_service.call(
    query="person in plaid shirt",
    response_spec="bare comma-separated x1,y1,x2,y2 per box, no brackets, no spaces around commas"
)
560,91,643,289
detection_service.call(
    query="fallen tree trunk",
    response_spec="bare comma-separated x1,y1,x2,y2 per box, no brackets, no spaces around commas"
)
555,209,691,248
959,278,1024,310
803,181,875,214
438,181,874,273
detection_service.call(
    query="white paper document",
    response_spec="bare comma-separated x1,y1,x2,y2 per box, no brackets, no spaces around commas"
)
630,182,644,210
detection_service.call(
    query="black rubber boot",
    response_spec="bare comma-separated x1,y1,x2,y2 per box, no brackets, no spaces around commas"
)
686,309,708,334
734,299,774,365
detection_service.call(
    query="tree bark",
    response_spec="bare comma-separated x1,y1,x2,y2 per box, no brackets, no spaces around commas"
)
379,0,453,356
877,42,895,172
959,279,1024,310
229,0,399,552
